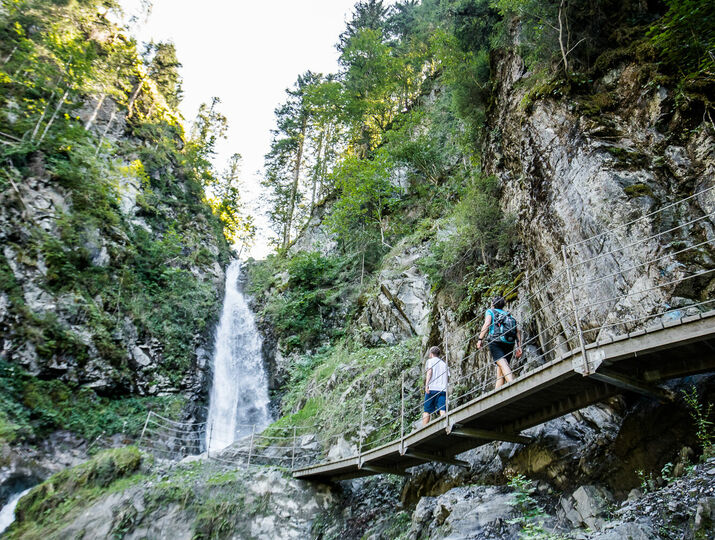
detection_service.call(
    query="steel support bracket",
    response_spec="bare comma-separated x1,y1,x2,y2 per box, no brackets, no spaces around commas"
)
572,348,605,375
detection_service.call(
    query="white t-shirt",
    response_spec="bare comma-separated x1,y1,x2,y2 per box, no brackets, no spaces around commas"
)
426,356,448,392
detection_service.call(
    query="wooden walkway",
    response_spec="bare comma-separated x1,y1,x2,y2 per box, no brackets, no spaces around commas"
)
293,311,715,482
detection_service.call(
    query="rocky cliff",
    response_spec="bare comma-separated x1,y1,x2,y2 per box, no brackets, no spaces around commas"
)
0,0,232,510
4,1,715,539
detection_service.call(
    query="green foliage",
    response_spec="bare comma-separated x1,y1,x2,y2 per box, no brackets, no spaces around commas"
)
263,252,348,352
636,468,655,492
265,339,420,450
327,149,402,251
682,386,714,459
507,474,559,540
0,359,186,444
418,172,517,314
0,0,235,406
648,0,715,77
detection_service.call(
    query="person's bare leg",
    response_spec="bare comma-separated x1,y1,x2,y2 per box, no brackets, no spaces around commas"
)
495,364,505,389
422,412,430,426
497,358,514,383
439,410,446,417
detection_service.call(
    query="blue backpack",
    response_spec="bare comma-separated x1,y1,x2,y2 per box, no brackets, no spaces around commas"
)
489,309,518,343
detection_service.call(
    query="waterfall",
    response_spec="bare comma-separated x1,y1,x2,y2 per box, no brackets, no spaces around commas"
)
0,487,32,535
206,260,271,453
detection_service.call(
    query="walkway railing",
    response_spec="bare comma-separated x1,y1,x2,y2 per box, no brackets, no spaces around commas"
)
138,185,715,470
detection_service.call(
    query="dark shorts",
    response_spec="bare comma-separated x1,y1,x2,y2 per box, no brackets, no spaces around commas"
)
488,341,515,365
424,391,446,414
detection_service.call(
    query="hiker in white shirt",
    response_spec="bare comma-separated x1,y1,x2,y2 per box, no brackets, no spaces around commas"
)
422,346,448,426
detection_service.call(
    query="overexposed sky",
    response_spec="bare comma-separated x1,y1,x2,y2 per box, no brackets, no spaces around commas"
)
119,0,367,257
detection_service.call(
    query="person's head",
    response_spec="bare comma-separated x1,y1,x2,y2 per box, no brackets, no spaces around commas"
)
492,296,506,309
428,345,441,358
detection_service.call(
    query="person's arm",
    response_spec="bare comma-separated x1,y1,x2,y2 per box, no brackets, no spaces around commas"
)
425,367,432,393
477,313,492,349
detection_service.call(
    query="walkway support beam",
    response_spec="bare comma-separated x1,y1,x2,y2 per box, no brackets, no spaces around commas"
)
589,369,675,402
404,450,469,469
449,426,532,445
362,465,411,477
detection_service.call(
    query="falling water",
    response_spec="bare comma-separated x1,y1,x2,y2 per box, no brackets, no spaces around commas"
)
206,260,271,453
0,487,32,535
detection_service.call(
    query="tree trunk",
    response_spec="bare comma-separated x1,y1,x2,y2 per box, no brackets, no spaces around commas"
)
30,91,55,141
310,129,324,216
558,0,569,73
126,79,143,118
2,45,17,65
283,114,308,249
95,103,117,156
38,89,69,143
84,92,106,130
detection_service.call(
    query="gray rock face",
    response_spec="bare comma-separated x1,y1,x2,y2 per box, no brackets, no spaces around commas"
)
287,200,338,257
484,47,714,355
38,467,333,540
408,485,519,539
0,136,226,401
355,238,433,346
561,484,614,530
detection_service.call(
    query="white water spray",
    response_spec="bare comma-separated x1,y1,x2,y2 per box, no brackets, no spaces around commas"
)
206,260,271,453
0,487,32,535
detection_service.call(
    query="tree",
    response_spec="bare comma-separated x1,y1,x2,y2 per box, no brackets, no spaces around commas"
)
327,149,400,252
144,41,183,109
211,153,255,247
649,0,715,77
263,72,322,249
338,0,391,54
187,97,228,187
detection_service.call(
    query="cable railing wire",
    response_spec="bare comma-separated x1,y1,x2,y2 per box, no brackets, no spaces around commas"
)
137,188,714,472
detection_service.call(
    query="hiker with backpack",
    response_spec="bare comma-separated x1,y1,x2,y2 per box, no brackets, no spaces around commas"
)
476,296,522,389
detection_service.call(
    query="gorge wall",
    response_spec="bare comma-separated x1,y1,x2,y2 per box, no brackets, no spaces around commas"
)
0,0,232,509
2,1,714,539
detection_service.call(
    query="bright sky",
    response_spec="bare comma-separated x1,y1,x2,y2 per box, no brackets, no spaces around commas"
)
119,0,366,258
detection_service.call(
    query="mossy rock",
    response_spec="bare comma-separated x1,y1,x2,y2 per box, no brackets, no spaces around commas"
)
605,147,650,170
14,447,143,525
580,92,617,116
623,183,654,199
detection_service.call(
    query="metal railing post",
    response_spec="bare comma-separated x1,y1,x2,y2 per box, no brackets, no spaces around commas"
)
206,420,213,459
444,337,450,427
400,372,405,454
247,425,256,468
562,245,591,375
291,426,297,469
138,411,151,450
358,395,366,467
